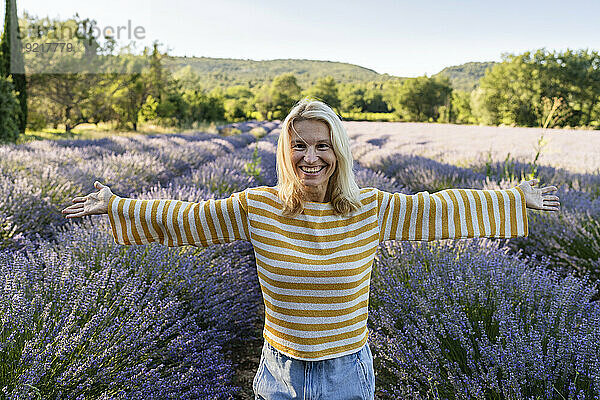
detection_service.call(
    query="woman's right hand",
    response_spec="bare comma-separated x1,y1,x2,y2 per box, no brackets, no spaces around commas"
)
62,181,114,218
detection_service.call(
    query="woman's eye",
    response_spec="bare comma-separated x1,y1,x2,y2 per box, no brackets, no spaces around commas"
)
293,144,305,150
317,144,330,150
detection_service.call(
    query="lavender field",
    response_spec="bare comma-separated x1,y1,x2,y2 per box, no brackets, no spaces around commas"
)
1,121,600,399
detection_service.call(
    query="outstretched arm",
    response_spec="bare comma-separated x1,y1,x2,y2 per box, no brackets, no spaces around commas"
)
62,181,250,247
377,179,558,242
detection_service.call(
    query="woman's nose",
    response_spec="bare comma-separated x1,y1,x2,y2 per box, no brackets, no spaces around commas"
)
304,147,318,163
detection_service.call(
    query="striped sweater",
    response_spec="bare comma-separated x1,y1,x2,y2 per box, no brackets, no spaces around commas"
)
107,185,528,361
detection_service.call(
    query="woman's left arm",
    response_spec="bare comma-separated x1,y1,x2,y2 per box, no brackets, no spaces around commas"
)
377,179,559,242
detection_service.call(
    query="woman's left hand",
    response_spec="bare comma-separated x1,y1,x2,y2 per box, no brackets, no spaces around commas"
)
517,179,560,212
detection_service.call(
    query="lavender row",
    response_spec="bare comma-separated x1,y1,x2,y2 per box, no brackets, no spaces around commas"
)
368,239,600,399
1,216,262,399
355,149,600,281
0,133,257,251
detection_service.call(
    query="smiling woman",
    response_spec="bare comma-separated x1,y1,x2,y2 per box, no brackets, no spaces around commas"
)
62,98,560,400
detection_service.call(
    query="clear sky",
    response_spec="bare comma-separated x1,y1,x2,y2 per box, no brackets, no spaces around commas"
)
3,0,600,77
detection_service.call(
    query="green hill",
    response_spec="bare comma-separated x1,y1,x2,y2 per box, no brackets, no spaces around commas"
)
434,61,497,92
162,56,495,92
163,56,402,90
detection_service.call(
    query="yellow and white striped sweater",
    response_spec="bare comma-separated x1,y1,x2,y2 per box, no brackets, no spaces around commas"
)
107,185,528,361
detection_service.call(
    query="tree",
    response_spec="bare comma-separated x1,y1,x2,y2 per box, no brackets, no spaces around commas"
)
339,83,366,112
476,55,540,126
223,85,253,121
476,48,600,128
111,72,147,131
305,76,340,111
364,86,390,113
137,42,207,127
0,75,20,142
24,14,130,132
253,83,272,120
470,87,497,126
146,42,167,102
392,76,452,122
451,90,477,124
547,49,600,126
0,0,27,134
172,65,202,92
268,73,302,120
28,71,132,132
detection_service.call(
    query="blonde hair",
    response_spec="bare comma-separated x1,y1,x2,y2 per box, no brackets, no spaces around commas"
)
276,97,362,216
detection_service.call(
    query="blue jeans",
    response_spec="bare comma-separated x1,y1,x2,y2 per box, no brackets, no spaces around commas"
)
253,340,375,400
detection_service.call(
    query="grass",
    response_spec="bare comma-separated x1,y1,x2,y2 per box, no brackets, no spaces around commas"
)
16,121,229,144
341,112,401,122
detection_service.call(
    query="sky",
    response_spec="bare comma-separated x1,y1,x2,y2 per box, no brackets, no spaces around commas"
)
3,0,600,77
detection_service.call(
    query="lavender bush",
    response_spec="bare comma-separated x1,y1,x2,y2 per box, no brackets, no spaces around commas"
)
510,209,600,282
1,216,262,399
359,151,488,193
0,132,254,251
368,239,600,400
168,156,258,198
357,145,600,284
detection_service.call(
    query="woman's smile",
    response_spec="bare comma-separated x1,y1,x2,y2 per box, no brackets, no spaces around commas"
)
298,165,327,174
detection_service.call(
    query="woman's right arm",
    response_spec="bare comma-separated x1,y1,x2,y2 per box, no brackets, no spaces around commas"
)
63,181,251,247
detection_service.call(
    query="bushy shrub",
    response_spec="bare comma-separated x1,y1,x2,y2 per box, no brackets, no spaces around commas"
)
371,152,488,192
249,126,267,139
353,166,408,194
0,217,262,399
26,108,47,131
170,156,258,198
369,239,600,399
0,174,74,251
235,140,278,186
470,159,600,282
509,209,600,282
219,127,242,136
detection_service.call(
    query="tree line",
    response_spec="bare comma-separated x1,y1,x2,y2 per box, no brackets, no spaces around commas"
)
1,10,599,143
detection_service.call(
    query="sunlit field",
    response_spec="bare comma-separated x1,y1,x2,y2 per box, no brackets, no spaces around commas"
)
346,121,600,175
1,121,599,399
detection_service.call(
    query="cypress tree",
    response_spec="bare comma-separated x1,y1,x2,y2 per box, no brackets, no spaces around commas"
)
0,75,20,143
0,0,27,134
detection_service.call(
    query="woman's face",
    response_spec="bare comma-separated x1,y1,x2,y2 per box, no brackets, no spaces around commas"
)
290,119,337,190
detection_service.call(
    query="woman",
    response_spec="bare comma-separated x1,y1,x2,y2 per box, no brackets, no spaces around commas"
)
62,99,560,400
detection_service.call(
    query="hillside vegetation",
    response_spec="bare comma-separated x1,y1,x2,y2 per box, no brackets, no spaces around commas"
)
163,56,401,90
164,56,491,92
434,61,497,91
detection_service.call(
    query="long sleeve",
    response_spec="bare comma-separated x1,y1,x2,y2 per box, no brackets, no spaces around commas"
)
107,190,251,247
377,186,528,242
